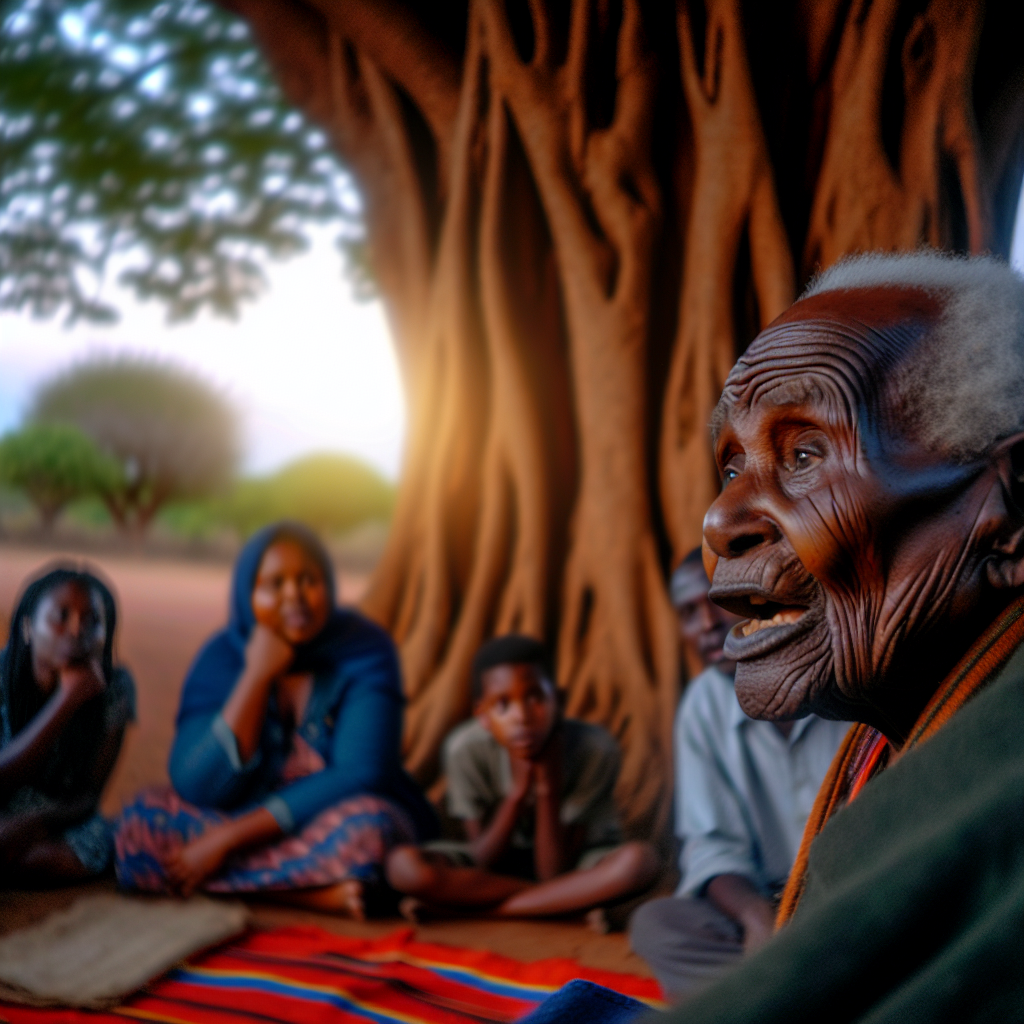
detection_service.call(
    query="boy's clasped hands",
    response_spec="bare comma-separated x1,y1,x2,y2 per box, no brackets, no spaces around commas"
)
385,636,660,922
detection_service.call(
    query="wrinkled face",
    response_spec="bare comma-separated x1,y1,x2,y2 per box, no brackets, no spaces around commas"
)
673,563,743,671
476,662,558,760
703,289,1006,737
252,538,331,645
25,580,106,694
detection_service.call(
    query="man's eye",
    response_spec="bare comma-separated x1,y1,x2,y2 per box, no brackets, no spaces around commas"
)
787,448,819,472
722,467,739,484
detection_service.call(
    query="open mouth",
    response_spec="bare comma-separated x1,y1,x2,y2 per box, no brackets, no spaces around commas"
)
282,608,314,631
710,587,812,661
738,601,806,636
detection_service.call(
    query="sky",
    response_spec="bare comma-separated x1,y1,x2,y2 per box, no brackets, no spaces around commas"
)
2,189,1024,482
0,229,406,479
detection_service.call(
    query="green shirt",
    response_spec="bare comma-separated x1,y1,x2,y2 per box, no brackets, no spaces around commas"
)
655,642,1024,1023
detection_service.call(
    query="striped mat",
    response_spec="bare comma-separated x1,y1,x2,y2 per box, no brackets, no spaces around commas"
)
0,925,664,1024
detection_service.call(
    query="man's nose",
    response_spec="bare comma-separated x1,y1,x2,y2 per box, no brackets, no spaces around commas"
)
703,479,781,560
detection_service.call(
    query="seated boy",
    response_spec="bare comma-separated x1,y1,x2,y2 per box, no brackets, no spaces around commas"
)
385,634,659,919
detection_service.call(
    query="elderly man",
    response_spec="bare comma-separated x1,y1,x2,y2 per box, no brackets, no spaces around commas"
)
523,251,1023,1024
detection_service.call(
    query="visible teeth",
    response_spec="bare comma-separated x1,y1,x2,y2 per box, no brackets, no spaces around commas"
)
740,608,804,636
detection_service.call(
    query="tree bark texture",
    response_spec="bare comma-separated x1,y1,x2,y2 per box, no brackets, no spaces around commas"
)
223,0,1023,832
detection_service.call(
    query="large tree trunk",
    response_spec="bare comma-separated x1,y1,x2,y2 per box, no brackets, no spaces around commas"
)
224,0,1023,831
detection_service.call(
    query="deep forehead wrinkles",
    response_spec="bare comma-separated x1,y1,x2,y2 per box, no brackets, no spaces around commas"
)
713,317,929,444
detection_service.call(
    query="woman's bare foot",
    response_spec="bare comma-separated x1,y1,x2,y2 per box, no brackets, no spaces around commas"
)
261,879,366,919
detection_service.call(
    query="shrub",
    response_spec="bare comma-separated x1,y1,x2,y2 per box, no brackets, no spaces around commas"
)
0,423,118,531
219,453,395,539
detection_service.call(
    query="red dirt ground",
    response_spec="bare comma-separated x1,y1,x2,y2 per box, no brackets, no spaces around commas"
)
0,544,653,977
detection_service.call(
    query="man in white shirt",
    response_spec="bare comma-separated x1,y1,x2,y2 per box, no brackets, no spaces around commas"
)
629,549,849,1000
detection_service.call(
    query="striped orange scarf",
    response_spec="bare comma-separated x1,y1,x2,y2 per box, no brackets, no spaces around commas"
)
776,594,1024,927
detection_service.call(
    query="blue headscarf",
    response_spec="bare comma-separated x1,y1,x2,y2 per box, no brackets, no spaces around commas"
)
176,522,357,722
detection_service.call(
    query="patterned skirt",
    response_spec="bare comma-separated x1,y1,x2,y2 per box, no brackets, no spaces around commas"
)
114,785,416,893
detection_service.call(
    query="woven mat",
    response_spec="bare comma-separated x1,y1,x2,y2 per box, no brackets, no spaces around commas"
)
0,893,249,1009
0,924,664,1023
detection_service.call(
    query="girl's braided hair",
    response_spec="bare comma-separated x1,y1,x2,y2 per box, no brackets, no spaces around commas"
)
1,565,117,793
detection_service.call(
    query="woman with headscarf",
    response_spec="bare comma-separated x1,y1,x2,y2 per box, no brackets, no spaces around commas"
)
1,566,136,882
115,522,436,917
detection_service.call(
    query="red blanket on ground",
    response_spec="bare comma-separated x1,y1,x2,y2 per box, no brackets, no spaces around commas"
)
0,925,663,1024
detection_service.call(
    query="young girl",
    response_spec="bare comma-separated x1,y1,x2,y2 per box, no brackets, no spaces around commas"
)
115,522,436,916
1,566,136,883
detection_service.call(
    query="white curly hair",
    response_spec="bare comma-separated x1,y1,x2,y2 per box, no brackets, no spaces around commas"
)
803,250,1024,463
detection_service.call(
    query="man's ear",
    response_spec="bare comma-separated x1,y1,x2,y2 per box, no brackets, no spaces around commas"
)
986,434,1024,590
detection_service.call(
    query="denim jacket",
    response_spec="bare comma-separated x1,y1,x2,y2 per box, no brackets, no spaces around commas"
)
167,523,436,840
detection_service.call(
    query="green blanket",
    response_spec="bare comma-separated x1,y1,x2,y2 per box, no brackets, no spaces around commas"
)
657,644,1024,1023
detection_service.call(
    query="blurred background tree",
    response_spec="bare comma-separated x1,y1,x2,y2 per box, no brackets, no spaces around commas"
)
0,0,366,326
30,355,239,536
0,422,118,532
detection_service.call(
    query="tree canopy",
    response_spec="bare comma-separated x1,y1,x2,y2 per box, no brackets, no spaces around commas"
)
0,422,118,530
0,0,363,325
31,354,239,533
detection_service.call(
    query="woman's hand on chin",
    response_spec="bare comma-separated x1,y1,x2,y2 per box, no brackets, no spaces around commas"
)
245,623,295,682
162,827,231,897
